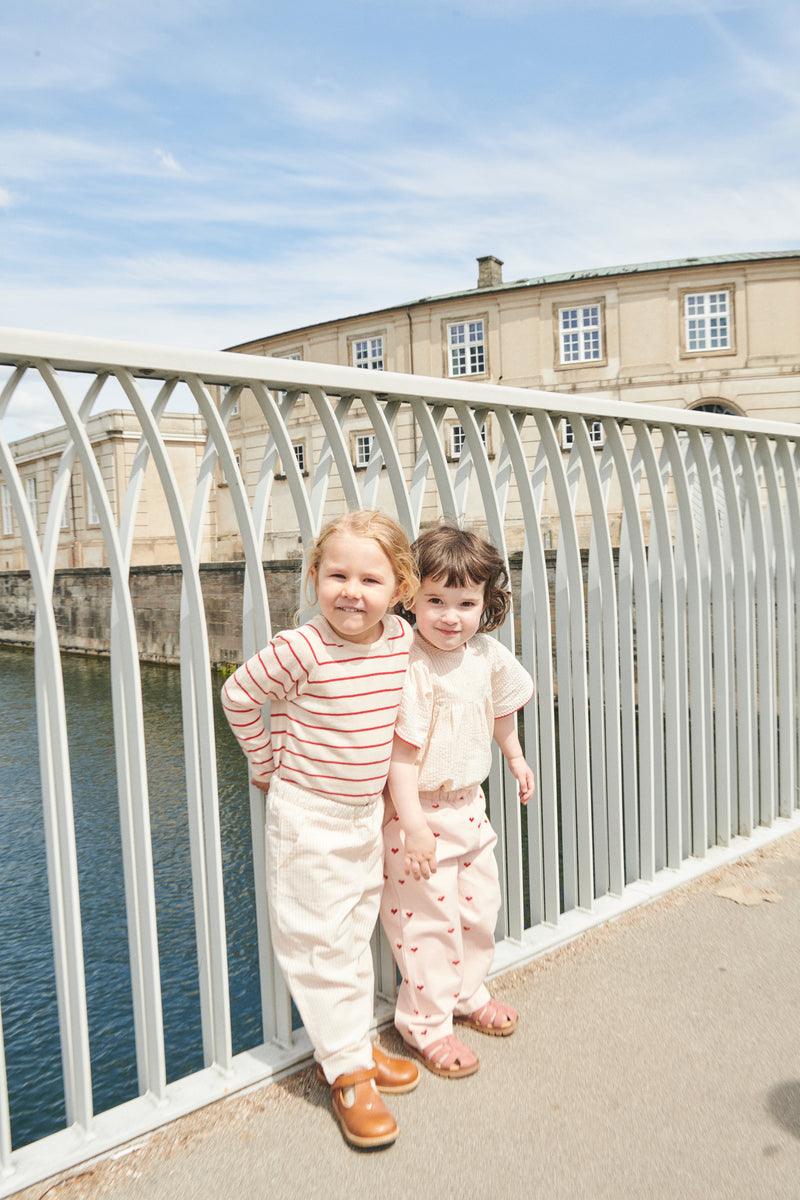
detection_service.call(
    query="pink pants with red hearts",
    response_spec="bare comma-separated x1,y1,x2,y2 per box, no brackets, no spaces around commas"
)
380,784,501,1050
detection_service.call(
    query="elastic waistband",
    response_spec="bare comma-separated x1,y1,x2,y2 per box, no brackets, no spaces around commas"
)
269,776,381,816
419,784,482,806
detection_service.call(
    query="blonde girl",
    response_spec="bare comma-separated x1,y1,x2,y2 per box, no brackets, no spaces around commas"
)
381,525,534,1078
222,511,420,1148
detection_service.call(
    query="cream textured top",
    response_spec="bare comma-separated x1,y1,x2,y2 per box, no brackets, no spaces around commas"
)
394,632,533,792
221,614,413,805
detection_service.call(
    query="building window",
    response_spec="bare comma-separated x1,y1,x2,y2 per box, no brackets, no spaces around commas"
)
447,320,486,376
561,418,605,450
689,401,739,417
683,290,731,353
276,351,305,408
25,477,38,532
558,305,602,364
53,469,69,530
354,434,374,469
87,482,100,527
352,336,384,370
447,421,489,461
1,484,12,536
275,442,308,478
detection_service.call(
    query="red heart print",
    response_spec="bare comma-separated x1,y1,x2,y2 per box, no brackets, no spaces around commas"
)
417,984,424,990
405,911,413,917
411,947,418,952
391,908,398,914
437,896,445,902
466,896,473,901
453,960,460,965
391,847,399,854
447,927,454,933
464,862,471,867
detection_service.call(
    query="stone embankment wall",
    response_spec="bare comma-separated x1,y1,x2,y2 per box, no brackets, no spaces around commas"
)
0,561,306,669
0,553,548,668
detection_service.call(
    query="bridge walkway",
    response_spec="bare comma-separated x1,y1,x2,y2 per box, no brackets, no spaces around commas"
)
14,830,800,1200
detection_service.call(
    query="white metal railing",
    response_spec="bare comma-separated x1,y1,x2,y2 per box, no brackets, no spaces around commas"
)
1,327,799,1192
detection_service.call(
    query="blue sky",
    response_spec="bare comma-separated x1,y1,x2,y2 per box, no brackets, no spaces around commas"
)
1,0,798,434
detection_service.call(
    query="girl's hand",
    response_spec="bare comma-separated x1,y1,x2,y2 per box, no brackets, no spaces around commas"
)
403,826,438,881
507,756,535,806
251,777,271,794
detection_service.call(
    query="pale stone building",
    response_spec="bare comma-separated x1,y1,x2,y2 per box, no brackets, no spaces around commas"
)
3,250,798,569
1,410,209,571
222,249,800,557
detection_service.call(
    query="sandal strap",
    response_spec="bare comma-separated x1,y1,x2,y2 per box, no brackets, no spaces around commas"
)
473,999,515,1026
330,1065,378,1091
424,1034,475,1069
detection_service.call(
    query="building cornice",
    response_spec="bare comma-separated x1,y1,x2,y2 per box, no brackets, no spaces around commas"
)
226,250,800,350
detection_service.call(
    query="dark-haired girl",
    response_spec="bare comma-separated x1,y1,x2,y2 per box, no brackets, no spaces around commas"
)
381,525,534,1079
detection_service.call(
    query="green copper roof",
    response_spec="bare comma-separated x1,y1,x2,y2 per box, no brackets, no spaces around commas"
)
229,249,800,349
414,250,800,305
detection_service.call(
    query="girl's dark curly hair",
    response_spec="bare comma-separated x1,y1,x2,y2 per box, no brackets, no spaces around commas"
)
400,525,511,632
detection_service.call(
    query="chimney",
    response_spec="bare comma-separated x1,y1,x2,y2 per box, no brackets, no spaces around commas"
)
477,255,503,289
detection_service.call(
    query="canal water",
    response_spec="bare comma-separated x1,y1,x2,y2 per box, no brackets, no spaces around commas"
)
0,645,261,1151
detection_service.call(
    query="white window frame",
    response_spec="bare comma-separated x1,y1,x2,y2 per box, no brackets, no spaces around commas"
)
682,289,732,354
275,351,306,409
561,418,605,450
352,335,384,371
25,476,38,532
292,442,306,474
1,483,13,536
275,441,308,478
558,304,603,365
353,433,375,469
446,319,486,377
53,469,69,530
447,421,490,462
86,480,100,527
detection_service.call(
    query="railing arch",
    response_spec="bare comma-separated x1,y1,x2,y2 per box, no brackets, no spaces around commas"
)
1,327,799,1193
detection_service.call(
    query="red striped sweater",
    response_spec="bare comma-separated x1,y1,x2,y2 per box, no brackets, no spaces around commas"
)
220,613,413,805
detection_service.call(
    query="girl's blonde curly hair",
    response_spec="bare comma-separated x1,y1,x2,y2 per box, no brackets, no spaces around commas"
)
304,510,419,610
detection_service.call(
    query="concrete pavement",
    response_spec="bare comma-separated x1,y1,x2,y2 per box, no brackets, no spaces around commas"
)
12,828,800,1200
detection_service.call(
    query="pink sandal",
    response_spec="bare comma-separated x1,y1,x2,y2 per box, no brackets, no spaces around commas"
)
455,998,518,1037
402,1034,479,1079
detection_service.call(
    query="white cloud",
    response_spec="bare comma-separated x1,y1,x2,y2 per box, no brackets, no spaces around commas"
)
697,3,800,108
155,149,184,174
0,130,137,182
1,0,799,448
346,0,762,12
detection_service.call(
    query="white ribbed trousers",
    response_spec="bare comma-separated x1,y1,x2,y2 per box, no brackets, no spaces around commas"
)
265,778,383,1083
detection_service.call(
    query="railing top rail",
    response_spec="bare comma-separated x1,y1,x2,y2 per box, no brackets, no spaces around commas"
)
1,326,799,442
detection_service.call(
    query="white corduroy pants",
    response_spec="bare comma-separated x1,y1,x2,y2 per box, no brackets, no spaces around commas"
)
265,777,383,1083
